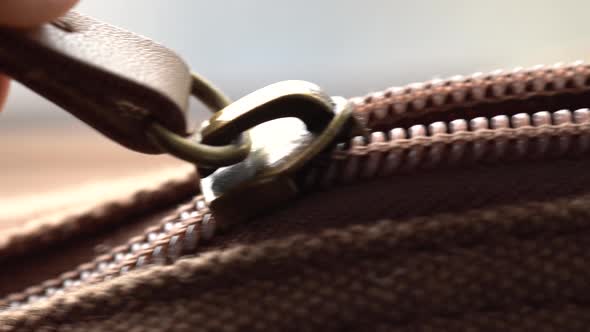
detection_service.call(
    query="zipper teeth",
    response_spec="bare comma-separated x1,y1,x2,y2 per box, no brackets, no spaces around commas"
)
352,61,590,128
1,196,216,311
303,108,590,187
4,61,590,312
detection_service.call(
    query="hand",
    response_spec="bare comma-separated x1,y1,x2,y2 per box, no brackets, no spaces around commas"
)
0,0,79,111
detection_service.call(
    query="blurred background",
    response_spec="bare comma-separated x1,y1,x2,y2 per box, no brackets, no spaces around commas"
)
2,0,590,209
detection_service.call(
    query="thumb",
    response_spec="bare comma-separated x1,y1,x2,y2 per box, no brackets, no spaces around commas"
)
0,77,8,111
0,0,79,28
0,0,79,110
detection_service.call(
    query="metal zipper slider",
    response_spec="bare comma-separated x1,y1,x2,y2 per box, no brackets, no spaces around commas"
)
196,80,362,228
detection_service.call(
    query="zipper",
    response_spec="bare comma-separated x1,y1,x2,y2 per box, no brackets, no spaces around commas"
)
2,196,215,310
352,61,589,129
309,108,590,187
4,60,590,311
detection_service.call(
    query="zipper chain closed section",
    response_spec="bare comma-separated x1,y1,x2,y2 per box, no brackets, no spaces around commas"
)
2,196,215,310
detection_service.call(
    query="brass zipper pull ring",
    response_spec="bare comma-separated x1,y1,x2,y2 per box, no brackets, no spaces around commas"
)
151,79,361,178
146,72,252,168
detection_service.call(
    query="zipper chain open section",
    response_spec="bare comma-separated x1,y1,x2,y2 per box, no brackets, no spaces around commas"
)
303,108,590,187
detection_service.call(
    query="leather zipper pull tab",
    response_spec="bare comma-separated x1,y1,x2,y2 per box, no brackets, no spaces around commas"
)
197,80,364,228
0,11,192,154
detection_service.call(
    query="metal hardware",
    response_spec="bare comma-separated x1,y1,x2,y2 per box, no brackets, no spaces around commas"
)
199,80,361,227
146,72,252,168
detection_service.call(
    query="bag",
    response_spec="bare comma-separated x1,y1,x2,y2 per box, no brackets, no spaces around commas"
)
1,12,590,331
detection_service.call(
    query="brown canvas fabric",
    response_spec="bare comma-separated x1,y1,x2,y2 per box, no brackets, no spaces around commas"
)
2,157,590,331
3,185,590,331
0,165,197,299
0,165,196,261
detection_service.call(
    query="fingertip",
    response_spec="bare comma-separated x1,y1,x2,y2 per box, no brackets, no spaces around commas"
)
0,0,79,28
0,76,10,112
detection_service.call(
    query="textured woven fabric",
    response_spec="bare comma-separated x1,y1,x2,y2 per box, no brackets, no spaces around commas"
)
0,165,196,261
3,189,590,331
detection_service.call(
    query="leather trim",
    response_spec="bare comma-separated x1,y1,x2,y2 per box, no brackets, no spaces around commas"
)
0,11,192,153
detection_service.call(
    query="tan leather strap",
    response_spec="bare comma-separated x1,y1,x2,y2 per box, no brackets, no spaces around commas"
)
0,11,191,153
